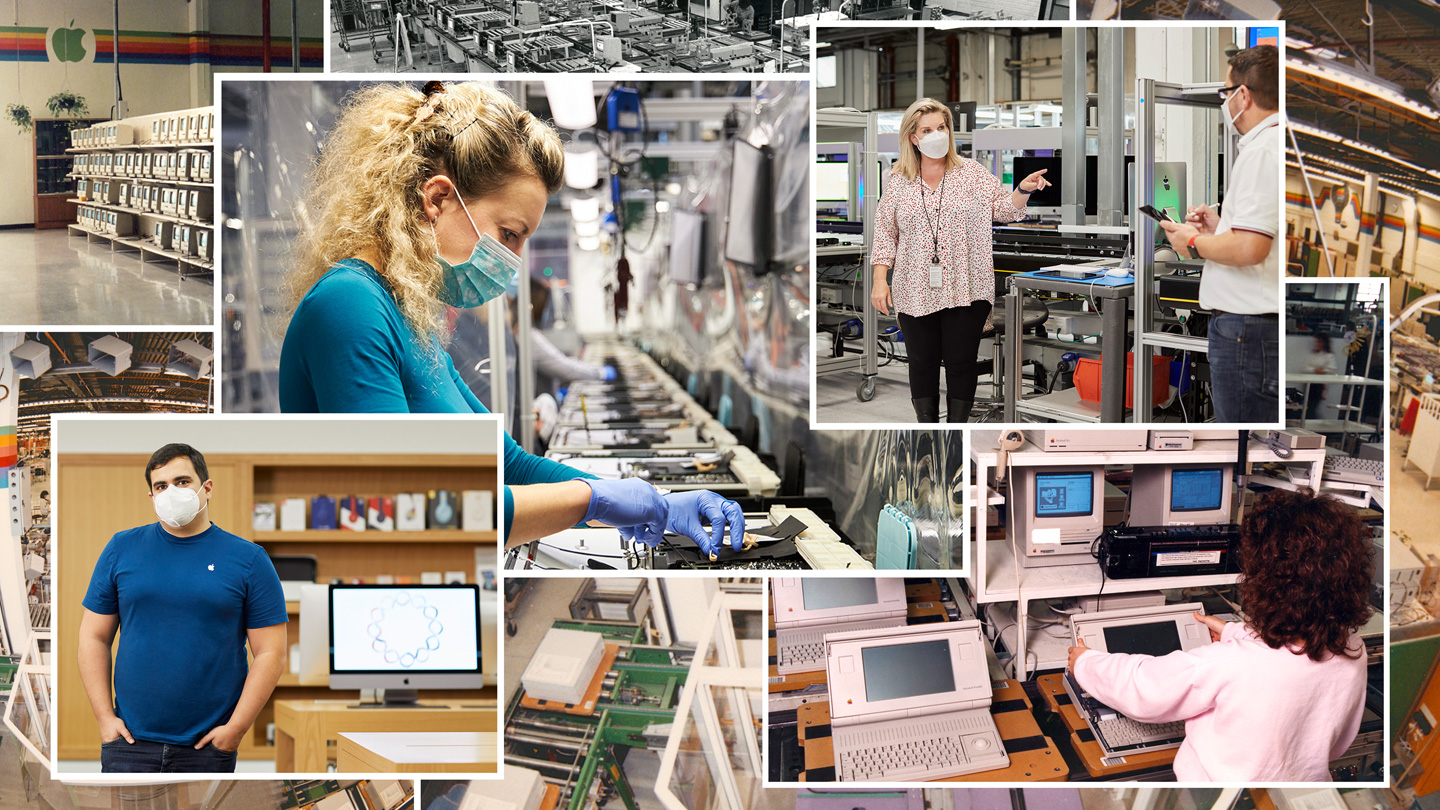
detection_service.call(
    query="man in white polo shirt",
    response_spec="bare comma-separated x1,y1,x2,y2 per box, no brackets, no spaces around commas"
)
1160,44,1281,424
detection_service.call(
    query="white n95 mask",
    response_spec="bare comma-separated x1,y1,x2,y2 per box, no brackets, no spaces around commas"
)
154,485,203,528
917,130,951,160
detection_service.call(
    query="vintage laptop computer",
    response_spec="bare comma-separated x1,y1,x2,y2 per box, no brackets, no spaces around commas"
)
1063,602,1213,756
771,578,908,675
825,622,1008,782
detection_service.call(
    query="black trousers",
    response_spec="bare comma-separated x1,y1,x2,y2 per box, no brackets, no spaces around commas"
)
897,301,992,401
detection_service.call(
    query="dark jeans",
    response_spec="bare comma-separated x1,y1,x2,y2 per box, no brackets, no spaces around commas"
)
897,301,992,401
100,737,238,773
1208,313,1279,424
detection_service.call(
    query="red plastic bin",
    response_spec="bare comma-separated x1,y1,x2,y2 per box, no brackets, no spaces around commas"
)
1074,353,1171,408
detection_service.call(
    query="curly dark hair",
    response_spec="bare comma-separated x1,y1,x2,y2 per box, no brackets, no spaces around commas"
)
1238,488,1374,662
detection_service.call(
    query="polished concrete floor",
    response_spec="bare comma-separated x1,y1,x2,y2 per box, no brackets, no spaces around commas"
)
0,228,213,326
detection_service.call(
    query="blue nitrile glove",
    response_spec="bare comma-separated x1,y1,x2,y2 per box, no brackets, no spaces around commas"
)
582,478,668,546
664,490,746,557
602,365,618,381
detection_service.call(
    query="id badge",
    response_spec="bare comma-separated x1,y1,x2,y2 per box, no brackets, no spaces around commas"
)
929,261,944,288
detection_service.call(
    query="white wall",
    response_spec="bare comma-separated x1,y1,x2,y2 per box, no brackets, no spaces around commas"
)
55,415,502,456
0,0,321,227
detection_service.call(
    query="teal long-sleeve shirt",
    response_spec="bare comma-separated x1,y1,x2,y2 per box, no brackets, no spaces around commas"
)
278,259,595,533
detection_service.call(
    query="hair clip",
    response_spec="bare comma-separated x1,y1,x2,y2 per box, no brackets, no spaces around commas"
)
415,81,447,124
450,115,480,141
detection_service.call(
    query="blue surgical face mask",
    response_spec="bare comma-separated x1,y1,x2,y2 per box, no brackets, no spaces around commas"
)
433,192,522,308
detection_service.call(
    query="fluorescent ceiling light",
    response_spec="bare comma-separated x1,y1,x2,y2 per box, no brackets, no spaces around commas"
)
1286,58,1440,120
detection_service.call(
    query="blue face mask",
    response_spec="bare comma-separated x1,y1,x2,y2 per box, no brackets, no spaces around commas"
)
433,192,522,309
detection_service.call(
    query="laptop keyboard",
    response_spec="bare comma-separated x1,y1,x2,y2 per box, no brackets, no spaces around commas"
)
778,640,823,669
836,715,1006,781
1323,455,1384,485
1093,716,1185,752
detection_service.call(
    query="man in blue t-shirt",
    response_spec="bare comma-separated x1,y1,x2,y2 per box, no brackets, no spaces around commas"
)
79,443,289,773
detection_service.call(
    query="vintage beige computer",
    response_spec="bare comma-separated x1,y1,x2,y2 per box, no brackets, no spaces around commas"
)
825,622,1008,782
1063,602,1213,755
771,577,907,675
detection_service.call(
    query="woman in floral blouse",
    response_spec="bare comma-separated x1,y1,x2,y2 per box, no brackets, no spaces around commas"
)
871,98,1052,423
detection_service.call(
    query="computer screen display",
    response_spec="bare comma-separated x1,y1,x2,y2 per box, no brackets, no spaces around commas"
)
1171,468,1225,512
670,208,704,286
1012,156,1062,207
801,578,878,611
1102,622,1184,657
1248,26,1280,48
331,586,480,673
724,140,774,273
1033,471,1094,518
816,162,849,202
862,640,954,702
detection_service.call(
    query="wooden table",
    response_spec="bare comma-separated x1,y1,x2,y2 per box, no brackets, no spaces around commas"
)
274,699,497,773
795,679,1068,782
337,731,498,773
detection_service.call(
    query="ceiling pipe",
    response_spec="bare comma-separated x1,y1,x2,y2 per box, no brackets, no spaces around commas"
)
263,0,273,72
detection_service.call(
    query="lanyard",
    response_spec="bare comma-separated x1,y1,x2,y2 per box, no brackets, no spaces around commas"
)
919,171,946,263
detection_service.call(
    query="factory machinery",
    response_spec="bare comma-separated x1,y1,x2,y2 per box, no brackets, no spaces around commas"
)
509,339,871,571
503,587,767,810
505,620,691,810
377,0,805,73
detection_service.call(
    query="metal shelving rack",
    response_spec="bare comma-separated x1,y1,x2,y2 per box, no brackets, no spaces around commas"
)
1132,79,1234,419
815,108,880,402
969,431,1326,679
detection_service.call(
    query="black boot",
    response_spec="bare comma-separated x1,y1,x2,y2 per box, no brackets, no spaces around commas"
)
947,398,973,423
911,396,940,423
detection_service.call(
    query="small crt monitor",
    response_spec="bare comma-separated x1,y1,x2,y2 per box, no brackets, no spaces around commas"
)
329,584,484,704
1012,466,1105,567
1129,463,1233,526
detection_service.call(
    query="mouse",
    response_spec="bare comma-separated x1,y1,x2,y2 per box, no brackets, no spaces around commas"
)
1106,268,1132,277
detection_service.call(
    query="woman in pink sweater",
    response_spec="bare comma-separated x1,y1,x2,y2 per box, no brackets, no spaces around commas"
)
1069,489,1373,781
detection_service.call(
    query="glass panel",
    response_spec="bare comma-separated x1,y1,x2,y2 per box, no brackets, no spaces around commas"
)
666,698,722,810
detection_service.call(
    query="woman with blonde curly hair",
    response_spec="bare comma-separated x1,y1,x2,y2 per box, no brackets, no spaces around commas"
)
1067,488,1373,780
279,80,745,557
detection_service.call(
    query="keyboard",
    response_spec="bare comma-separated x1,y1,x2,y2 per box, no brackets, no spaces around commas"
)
776,618,907,674
834,713,1007,782
1092,715,1186,753
1323,456,1384,486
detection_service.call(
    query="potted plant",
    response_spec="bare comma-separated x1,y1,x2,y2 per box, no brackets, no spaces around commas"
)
46,91,88,119
6,103,33,133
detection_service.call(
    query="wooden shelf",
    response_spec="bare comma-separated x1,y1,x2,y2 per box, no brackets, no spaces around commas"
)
257,530,496,543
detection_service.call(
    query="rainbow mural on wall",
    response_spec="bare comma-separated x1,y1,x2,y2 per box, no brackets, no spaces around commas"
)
0,26,323,68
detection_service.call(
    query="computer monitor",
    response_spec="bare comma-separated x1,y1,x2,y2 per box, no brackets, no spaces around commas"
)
1086,154,1136,217
816,162,849,203
670,208,704,287
1128,463,1234,526
1011,466,1106,568
1012,156,1063,208
825,621,993,725
771,577,907,627
724,140,774,274
1069,602,1211,657
1248,26,1280,48
329,584,484,704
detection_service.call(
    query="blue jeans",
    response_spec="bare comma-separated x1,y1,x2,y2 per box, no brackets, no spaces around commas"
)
1208,313,1279,424
100,737,238,773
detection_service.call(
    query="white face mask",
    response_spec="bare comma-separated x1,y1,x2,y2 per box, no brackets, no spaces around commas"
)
916,130,950,160
154,485,204,528
1223,89,1245,136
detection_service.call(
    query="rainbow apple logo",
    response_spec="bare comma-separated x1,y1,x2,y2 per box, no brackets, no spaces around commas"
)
52,21,87,63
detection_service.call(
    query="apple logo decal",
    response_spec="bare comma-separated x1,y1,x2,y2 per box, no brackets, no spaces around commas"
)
52,21,87,64
208,564,215,571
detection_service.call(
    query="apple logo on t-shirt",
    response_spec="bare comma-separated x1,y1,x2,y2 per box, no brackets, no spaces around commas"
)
208,564,214,571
